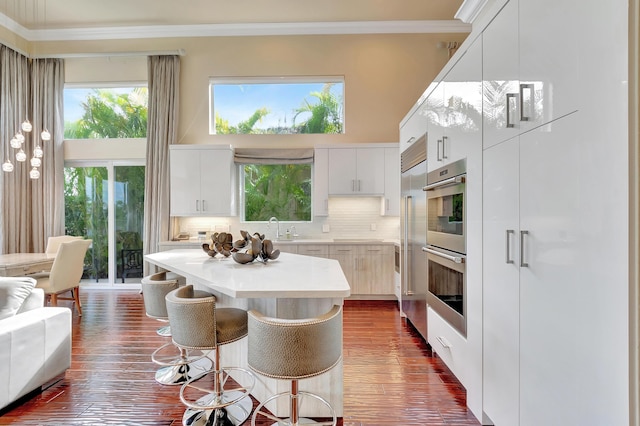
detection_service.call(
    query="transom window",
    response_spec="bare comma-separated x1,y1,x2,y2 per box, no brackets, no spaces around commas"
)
63,85,148,139
210,77,344,135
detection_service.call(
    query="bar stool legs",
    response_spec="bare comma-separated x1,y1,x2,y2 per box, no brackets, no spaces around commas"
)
251,379,336,426
180,347,254,426
151,342,213,386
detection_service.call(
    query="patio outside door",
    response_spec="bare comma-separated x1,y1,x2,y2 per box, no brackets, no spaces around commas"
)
64,161,145,286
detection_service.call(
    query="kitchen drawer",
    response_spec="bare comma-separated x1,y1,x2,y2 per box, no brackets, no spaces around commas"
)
297,244,328,258
427,306,468,384
273,243,298,254
356,245,393,256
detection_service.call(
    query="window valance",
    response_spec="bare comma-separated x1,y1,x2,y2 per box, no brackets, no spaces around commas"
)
233,148,314,165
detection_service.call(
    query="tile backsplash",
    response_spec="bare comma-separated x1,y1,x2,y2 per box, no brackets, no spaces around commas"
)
176,197,400,241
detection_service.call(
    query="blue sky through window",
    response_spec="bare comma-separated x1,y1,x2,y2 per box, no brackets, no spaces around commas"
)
212,80,344,132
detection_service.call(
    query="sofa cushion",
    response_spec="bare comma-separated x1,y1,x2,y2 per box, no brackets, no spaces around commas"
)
0,277,37,320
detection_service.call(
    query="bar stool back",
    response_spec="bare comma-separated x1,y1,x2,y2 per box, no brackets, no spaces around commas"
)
142,273,212,386
247,305,343,426
166,285,255,426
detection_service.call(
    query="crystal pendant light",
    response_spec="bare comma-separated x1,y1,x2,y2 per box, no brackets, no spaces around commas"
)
41,129,51,141
21,119,33,133
33,145,43,158
30,156,41,168
29,167,40,180
10,134,22,149
16,149,27,162
2,160,14,172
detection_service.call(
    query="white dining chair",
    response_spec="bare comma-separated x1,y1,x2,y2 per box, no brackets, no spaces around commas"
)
31,239,92,316
45,235,83,255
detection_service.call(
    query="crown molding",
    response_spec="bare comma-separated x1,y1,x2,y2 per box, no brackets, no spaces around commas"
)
0,16,471,41
455,0,489,24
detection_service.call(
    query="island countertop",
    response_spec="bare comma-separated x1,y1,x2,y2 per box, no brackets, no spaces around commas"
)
144,249,351,299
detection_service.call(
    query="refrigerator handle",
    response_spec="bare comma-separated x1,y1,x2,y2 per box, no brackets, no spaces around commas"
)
403,195,412,295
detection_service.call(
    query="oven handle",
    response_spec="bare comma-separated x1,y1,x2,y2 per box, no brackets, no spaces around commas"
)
423,175,465,191
422,246,465,264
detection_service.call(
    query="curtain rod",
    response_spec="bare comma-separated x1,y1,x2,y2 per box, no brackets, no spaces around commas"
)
30,48,186,59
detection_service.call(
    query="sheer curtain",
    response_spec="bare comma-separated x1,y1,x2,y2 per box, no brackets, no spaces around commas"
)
0,44,64,254
143,55,180,274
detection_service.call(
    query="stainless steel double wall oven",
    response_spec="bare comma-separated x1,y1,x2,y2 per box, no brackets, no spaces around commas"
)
423,158,467,336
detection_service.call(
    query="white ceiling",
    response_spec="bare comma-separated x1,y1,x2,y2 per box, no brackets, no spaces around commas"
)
0,0,469,40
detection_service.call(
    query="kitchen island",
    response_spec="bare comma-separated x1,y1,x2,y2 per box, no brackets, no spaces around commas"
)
144,249,350,417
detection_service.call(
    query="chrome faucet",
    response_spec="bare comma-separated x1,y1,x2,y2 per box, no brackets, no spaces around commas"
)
268,217,280,240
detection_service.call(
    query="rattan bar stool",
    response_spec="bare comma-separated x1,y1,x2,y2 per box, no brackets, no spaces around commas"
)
166,285,255,426
247,305,343,426
141,273,212,386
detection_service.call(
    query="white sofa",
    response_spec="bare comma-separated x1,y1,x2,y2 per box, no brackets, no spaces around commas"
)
0,277,72,411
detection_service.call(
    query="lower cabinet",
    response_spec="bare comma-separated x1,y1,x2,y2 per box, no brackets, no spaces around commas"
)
328,244,394,297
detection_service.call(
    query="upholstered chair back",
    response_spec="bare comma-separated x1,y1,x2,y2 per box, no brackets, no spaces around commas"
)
140,272,178,319
45,235,83,255
47,240,92,293
247,305,343,380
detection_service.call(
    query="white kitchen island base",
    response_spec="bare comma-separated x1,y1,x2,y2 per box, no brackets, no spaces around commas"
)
144,249,350,418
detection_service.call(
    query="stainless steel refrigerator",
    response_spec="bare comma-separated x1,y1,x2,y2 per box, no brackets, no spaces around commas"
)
400,134,428,341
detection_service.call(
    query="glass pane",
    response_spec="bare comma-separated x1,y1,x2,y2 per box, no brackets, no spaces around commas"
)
244,164,311,221
211,79,344,135
64,166,108,282
64,87,148,139
428,193,464,235
115,166,145,283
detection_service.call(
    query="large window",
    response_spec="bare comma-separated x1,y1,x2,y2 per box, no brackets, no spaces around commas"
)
64,85,148,139
210,77,344,135
242,163,312,222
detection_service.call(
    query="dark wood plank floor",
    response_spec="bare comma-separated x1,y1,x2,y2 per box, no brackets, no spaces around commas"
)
0,290,479,425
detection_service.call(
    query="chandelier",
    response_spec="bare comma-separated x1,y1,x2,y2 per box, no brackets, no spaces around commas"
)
1,0,51,180
2,119,50,180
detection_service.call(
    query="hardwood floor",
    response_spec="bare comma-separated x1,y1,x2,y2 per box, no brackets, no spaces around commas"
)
0,290,479,425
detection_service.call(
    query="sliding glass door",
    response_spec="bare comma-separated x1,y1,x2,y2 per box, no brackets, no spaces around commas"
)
64,161,145,286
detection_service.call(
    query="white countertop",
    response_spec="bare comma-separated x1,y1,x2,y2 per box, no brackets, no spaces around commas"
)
145,249,351,299
160,238,400,246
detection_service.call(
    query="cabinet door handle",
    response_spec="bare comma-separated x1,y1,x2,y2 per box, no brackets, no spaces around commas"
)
442,136,448,159
505,229,515,264
351,179,355,192
520,83,534,122
506,93,517,128
520,230,529,267
436,336,451,349
201,200,206,211
357,180,361,192
437,139,443,161
406,136,416,144
196,200,200,211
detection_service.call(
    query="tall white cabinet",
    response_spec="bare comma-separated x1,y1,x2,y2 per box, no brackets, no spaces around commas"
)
480,0,628,424
399,0,629,423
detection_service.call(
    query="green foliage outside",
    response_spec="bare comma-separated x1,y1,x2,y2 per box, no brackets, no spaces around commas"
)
64,88,146,280
215,83,343,135
244,164,311,222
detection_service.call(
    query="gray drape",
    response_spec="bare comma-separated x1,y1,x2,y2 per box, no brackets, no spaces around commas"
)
234,148,314,164
0,44,64,254
143,55,180,274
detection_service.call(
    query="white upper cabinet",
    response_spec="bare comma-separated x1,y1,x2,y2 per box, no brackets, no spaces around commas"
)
426,36,482,172
381,147,400,216
313,148,329,216
328,147,385,195
483,0,579,149
399,92,431,155
170,145,236,217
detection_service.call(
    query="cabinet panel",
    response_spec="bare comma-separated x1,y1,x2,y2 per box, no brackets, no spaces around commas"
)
381,148,400,216
482,139,520,426
328,148,384,195
170,146,235,217
482,0,521,149
518,115,581,425
313,148,329,216
357,245,394,295
297,244,329,258
328,245,356,293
